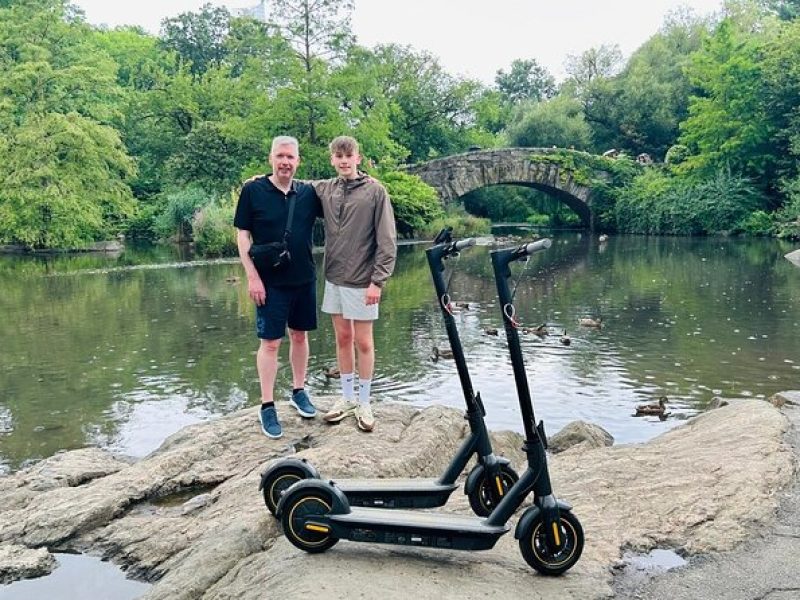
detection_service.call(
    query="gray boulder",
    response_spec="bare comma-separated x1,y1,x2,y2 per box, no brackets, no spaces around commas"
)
548,420,614,453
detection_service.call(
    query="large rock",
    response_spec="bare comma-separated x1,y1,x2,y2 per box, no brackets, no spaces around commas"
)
785,249,800,267
548,420,614,453
0,544,56,584
0,396,794,599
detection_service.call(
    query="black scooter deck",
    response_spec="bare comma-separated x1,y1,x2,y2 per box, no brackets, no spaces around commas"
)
333,478,457,508
328,507,509,551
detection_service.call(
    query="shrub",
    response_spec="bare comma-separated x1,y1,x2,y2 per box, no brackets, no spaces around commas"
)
193,202,237,257
154,186,215,242
416,206,491,239
379,170,444,238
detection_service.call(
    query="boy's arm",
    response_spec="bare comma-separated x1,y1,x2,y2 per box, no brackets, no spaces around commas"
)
370,185,397,289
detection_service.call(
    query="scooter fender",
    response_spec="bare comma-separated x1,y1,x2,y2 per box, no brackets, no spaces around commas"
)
463,456,512,496
259,457,320,491
513,499,574,539
274,478,350,520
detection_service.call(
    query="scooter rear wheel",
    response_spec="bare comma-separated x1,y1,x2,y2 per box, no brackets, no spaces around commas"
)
468,464,519,517
519,510,584,575
280,489,339,553
262,468,306,516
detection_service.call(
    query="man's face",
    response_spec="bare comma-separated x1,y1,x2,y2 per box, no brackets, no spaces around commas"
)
269,144,300,183
330,150,361,180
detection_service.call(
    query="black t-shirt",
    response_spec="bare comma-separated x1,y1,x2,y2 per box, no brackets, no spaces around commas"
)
234,176,322,287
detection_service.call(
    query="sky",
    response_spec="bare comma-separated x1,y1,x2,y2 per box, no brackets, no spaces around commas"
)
73,0,726,82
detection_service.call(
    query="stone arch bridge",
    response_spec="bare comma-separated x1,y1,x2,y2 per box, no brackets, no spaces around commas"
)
406,147,615,230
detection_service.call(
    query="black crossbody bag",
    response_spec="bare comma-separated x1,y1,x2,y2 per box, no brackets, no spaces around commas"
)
248,191,295,276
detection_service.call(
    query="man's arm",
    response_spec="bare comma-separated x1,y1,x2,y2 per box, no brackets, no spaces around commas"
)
236,228,266,306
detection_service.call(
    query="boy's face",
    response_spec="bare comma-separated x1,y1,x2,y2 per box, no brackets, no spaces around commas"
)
331,150,361,180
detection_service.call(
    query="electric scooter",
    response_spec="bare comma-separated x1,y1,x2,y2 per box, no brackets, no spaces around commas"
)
274,238,584,575
259,229,518,517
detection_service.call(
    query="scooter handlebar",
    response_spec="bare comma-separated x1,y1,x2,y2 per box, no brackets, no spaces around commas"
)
522,238,552,256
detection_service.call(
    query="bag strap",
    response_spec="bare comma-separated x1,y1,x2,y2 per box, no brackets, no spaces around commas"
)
282,188,297,246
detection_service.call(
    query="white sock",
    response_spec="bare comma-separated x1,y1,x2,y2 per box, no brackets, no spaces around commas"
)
358,379,372,405
341,373,355,400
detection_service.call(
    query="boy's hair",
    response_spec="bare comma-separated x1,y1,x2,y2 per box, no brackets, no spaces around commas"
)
271,135,299,155
329,135,359,155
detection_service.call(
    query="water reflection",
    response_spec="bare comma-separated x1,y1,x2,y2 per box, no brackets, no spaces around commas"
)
0,553,149,600
1,235,798,473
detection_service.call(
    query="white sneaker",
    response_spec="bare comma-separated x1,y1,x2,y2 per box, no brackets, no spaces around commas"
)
355,403,375,432
323,397,357,423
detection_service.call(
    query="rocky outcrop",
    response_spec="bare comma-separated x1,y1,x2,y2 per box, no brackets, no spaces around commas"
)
0,395,796,599
0,544,56,584
548,420,614,453
785,249,800,267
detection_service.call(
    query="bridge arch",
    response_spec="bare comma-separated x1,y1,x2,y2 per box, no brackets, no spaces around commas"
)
406,148,614,230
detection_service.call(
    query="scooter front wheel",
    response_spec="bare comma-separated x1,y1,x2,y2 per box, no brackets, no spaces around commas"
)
280,488,339,554
262,468,307,516
519,510,584,575
468,464,519,517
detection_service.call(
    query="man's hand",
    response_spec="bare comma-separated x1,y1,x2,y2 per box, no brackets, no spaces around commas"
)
365,283,382,306
248,275,267,306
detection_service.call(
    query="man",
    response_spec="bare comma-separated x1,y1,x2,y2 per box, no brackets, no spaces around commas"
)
315,136,397,432
234,136,322,439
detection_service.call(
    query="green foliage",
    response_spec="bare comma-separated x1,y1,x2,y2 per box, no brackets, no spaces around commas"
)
740,210,775,235
679,19,776,180
192,199,237,256
159,3,232,76
505,95,592,150
615,167,763,234
579,12,709,158
379,170,444,238
774,177,800,239
0,112,136,248
665,144,690,166
154,186,215,241
495,58,556,103
415,206,491,240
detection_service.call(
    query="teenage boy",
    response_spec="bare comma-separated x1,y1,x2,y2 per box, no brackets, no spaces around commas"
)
234,136,322,439
315,136,397,432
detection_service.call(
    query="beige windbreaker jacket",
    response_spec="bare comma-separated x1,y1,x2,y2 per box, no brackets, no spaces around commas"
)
313,174,397,288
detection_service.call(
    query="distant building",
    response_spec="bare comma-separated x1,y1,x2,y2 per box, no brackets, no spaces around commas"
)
231,1,268,22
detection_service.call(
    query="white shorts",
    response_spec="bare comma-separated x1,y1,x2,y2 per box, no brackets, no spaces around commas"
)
321,280,379,321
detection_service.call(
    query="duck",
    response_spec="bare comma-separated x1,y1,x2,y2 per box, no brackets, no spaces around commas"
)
224,275,240,284
560,330,571,346
322,366,340,379
454,301,472,310
483,327,499,336
598,234,609,243
633,396,669,417
579,317,603,328
431,346,455,361
527,323,549,336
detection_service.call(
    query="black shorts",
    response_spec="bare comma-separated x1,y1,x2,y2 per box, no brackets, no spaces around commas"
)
256,282,317,340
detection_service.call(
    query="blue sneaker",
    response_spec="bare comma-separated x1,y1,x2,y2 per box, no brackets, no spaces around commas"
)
260,405,282,439
290,389,317,418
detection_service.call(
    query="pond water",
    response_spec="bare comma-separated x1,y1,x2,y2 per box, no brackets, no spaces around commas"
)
1,234,798,474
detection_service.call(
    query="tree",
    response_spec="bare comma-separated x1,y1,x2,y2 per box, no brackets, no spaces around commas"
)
679,18,776,184
495,58,556,103
266,0,354,71
504,95,592,150
0,0,137,248
563,44,624,93
160,3,231,76
0,113,136,248
579,9,710,158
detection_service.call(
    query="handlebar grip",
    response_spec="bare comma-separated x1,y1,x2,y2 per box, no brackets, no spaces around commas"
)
523,238,552,255
453,238,476,251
